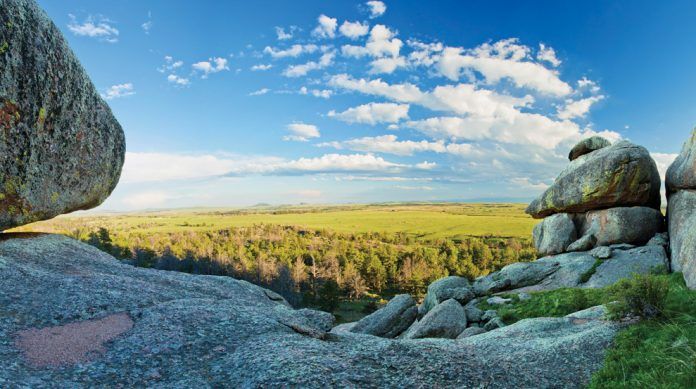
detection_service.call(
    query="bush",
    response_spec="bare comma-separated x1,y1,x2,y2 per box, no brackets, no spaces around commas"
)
607,273,670,320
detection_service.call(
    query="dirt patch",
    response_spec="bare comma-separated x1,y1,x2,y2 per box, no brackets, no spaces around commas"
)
14,312,134,368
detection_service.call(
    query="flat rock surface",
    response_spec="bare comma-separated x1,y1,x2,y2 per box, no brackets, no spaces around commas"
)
0,0,125,229
0,234,619,388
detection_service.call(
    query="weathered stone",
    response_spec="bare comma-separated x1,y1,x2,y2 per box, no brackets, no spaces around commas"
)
569,136,611,161
295,309,335,332
0,0,125,229
577,207,664,247
350,294,417,338
589,246,612,260
0,234,620,388
473,261,560,295
464,301,484,322
582,245,669,288
533,213,577,256
483,317,506,331
566,234,596,252
405,299,467,339
518,292,532,301
666,128,696,192
456,326,486,339
420,276,473,316
667,190,696,288
566,305,607,321
646,232,669,248
526,141,661,218
481,310,498,322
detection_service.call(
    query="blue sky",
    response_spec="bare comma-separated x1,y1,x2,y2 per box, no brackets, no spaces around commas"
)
38,0,695,210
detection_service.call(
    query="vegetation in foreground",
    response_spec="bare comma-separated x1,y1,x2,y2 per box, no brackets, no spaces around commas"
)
15,204,536,319
478,273,696,388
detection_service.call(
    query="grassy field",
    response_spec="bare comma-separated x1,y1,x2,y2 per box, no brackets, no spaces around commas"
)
16,202,535,240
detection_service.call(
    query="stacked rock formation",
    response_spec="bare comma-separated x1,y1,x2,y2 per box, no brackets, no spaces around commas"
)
0,0,125,230
666,128,696,289
528,138,664,256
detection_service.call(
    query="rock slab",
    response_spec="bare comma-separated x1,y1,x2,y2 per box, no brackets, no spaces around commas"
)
0,234,619,388
0,0,125,230
350,294,417,338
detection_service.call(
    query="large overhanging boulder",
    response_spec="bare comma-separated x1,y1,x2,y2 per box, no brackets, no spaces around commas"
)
0,0,125,229
666,128,696,192
526,141,661,218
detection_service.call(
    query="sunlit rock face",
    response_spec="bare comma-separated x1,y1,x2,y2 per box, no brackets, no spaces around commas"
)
0,0,125,230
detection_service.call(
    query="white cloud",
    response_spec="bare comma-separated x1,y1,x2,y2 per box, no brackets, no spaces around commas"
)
577,77,601,93
101,83,135,100
436,39,572,96
557,95,604,120
312,14,338,39
251,64,273,71
408,40,444,66
537,43,561,67
299,87,333,99
264,44,318,58
329,74,423,102
67,14,119,43
284,123,321,141
192,57,229,77
366,1,387,18
319,135,479,157
328,102,409,125
283,51,335,77
394,185,434,191
275,26,298,40
369,56,407,74
277,153,403,172
416,161,437,170
340,21,370,39
141,12,153,34
249,88,270,96
651,152,678,180
120,152,245,184
167,74,190,86
122,191,171,209
510,177,550,190
159,56,184,73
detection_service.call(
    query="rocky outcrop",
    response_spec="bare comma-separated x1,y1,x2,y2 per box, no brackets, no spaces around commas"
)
568,136,611,161
405,299,467,339
0,0,125,230
533,213,577,256
0,234,620,388
420,276,474,316
526,140,661,218
665,129,696,289
350,294,417,338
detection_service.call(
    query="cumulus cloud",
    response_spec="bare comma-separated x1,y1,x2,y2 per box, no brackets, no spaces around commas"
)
67,14,119,43
436,39,572,96
319,135,480,157
264,44,318,58
510,177,550,190
284,123,321,141
192,57,229,77
283,51,335,77
299,87,333,99
339,21,370,39
557,95,605,120
167,74,190,86
537,43,561,67
328,102,409,125
101,83,135,100
341,24,406,73
158,56,184,73
251,64,273,71
366,1,387,18
275,26,298,40
312,14,338,39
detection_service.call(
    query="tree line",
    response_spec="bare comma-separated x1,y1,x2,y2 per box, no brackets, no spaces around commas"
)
73,224,536,308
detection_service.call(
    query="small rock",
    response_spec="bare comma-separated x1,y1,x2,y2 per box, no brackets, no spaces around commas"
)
483,317,506,331
646,232,669,248
463,301,483,323
533,213,577,256
420,276,474,316
609,243,636,251
350,294,417,338
566,234,597,252
481,310,498,322
568,136,611,161
405,299,467,339
486,296,512,305
589,246,612,260
456,326,487,339
518,293,532,301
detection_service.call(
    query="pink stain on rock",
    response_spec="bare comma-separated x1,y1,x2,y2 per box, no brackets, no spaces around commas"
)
14,313,134,368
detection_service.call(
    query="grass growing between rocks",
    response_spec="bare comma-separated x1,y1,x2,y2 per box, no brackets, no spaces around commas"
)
478,273,696,388
589,273,696,388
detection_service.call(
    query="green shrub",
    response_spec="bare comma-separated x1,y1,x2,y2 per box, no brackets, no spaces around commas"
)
607,273,670,320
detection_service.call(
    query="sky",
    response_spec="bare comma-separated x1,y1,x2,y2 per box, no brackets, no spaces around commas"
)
37,0,696,210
